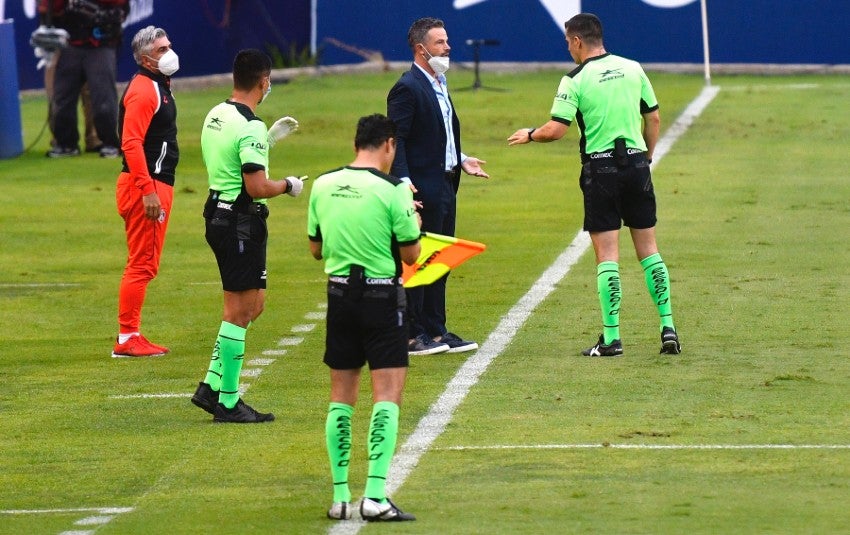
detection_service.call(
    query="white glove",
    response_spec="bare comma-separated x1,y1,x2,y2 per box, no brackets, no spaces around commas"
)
34,47,50,70
267,116,299,147
285,176,305,197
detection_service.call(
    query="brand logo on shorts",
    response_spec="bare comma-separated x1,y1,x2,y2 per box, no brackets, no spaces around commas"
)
590,151,614,159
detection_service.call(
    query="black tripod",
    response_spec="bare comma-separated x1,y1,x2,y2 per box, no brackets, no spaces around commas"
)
458,39,506,92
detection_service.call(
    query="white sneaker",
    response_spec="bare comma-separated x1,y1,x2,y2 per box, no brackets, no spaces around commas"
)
327,501,352,520
359,497,416,522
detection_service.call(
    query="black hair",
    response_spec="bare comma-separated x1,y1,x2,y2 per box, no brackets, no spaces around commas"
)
565,13,604,46
354,114,396,150
233,49,272,91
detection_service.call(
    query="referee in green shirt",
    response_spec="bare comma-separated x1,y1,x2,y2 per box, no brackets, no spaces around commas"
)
508,13,680,357
308,114,420,522
190,49,304,423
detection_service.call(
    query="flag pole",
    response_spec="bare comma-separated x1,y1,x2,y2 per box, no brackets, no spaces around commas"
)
700,0,711,85
310,0,318,57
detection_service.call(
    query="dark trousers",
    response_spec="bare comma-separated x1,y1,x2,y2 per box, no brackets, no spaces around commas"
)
407,172,457,338
51,45,120,150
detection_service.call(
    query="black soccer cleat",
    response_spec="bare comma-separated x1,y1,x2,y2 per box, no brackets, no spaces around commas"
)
359,497,416,522
660,327,681,354
213,399,275,423
191,382,219,415
581,334,624,357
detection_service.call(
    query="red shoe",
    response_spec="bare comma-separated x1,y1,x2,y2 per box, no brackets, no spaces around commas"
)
111,335,168,358
139,334,170,354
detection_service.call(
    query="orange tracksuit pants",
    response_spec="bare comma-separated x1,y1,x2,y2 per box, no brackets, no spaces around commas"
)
116,172,173,334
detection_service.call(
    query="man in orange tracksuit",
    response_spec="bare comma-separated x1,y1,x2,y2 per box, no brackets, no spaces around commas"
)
112,26,180,357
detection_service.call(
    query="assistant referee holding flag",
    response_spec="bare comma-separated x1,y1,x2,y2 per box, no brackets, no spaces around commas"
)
309,114,420,522
508,13,680,357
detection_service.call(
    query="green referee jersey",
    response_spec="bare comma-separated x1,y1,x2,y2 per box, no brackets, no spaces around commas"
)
550,53,659,154
200,100,270,203
308,166,420,279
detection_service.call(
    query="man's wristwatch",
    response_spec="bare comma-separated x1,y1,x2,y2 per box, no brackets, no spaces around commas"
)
527,128,536,142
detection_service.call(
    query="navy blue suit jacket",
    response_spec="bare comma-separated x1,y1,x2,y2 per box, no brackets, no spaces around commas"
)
387,65,462,204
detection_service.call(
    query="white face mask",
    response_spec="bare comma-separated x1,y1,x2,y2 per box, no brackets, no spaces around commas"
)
260,78,271,104
423,48,450,75
154,49,179,76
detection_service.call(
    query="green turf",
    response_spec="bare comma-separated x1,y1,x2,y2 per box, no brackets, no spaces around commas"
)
0,70,848,534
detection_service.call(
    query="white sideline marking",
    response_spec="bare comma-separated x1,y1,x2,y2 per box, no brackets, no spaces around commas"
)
0,507,134,535
292,324,316,332
278,337,304,346
262,349,288,356
305,311,326,320
0,507,134,515
328,85,720,535
247,358,276,366
74,515,113,525
109,393,187,399
650,85,720,167
240,368,262,378
437,443,850,451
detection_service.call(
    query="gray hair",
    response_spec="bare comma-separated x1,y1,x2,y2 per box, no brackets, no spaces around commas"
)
131,26,168,65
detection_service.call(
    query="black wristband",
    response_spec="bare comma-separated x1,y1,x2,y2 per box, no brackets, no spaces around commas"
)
284,178,292,194
527,128,536,142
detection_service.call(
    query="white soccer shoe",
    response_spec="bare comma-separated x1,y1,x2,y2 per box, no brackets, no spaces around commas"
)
327,502,352,520
359,497,416,522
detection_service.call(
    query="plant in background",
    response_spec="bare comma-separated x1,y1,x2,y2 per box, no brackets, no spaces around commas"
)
266,42,319,69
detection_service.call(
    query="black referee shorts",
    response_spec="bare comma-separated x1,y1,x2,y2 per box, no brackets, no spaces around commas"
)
323,281,409,370
205,209,268,291
579,156,657,232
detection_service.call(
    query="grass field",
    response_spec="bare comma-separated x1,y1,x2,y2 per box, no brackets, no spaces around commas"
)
1,68,849,534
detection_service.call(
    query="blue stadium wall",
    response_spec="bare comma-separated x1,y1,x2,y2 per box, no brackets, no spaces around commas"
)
6,0,846,90
315,0,847,65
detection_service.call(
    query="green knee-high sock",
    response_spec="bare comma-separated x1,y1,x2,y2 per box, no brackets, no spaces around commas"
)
597,261,621,344
364,401,400,502
203,338,222,391
326,403,354,503
217,321,246,409
641,253,675,331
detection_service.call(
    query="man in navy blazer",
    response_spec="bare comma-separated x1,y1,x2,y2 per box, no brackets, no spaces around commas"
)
387,17,489,356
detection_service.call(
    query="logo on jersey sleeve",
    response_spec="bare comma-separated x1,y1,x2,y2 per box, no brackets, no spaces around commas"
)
206,117,223,131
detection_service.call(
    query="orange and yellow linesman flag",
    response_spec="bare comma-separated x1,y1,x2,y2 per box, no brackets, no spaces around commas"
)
402,232,486,288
